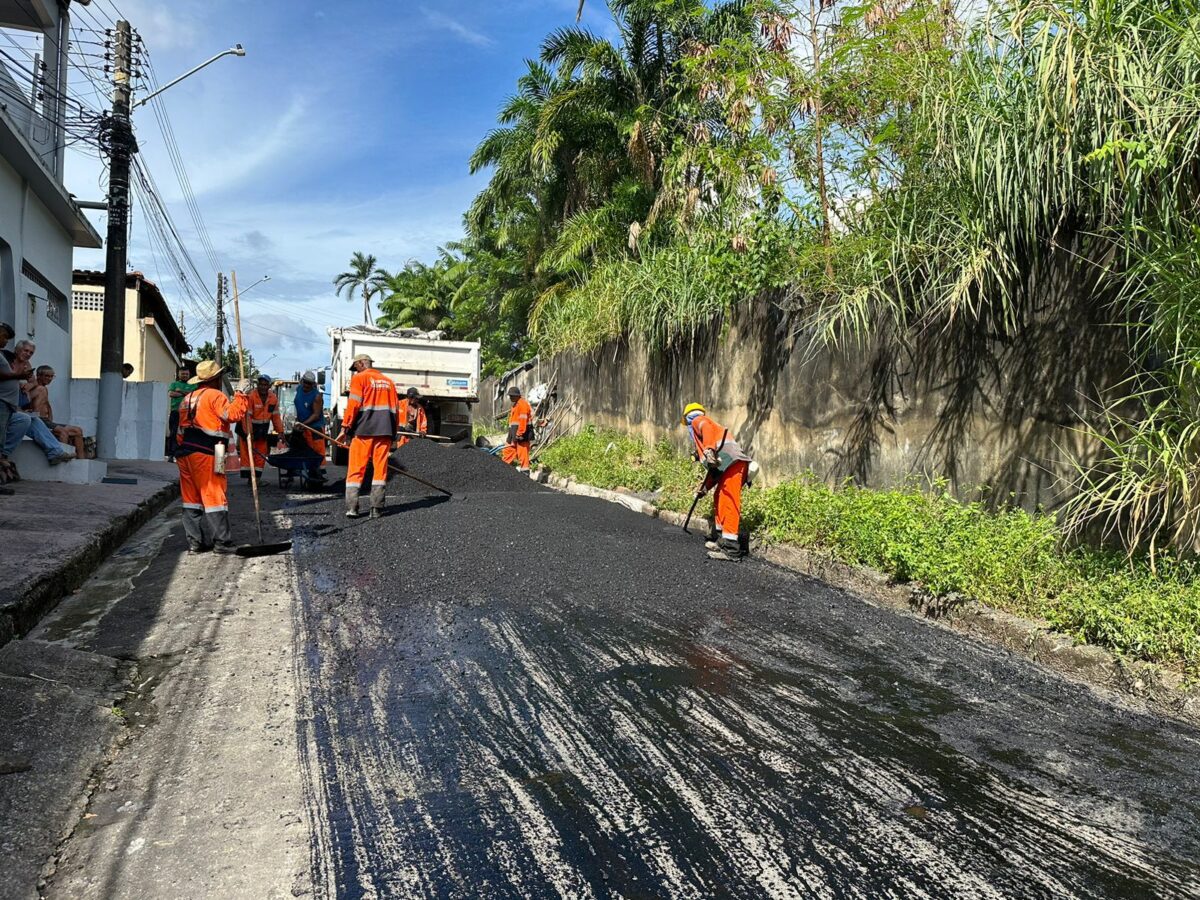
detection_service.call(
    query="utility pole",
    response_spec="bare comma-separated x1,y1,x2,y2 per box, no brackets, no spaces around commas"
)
215,272,226,367
95,20,136,460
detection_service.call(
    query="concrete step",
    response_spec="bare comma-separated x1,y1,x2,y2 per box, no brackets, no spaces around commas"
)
11,441,108,484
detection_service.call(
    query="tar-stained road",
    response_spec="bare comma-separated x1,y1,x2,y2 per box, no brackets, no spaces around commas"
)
286,442,1200,899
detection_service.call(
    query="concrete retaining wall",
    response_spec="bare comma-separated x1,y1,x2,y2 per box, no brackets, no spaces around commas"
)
534,292,1131,511
69,378,168,460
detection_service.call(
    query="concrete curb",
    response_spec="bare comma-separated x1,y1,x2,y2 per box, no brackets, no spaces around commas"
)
0,479,180,648
539,468,1200,727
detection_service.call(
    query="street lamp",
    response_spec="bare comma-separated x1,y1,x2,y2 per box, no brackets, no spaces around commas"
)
238,275,271,297
132,45,247,109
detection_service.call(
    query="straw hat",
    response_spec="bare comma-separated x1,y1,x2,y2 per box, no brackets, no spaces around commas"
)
188,359,225,384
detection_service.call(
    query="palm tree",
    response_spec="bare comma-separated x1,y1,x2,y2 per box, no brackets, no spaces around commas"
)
376,255,459,333
333,252,387,326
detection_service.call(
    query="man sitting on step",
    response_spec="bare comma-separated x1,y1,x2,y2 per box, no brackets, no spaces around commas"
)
4,340,73,467
24,365,88,459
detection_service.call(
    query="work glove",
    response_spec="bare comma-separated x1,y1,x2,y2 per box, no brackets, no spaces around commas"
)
702,448,719,472
233,379,252,394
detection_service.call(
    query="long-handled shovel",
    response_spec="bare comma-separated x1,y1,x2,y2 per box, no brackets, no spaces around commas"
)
397,430,452,443
232,271,292,558
295,421,456,498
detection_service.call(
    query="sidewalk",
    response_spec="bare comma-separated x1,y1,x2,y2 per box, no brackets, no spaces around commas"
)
0,461,179,647
0,476,303,900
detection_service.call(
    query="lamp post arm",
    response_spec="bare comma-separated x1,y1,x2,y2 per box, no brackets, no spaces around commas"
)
132,45,246,109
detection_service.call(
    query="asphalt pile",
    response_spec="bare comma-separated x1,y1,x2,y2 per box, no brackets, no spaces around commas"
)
387,438,544,497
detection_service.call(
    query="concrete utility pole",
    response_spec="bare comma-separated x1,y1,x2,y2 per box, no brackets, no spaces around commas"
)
95,19,136,460
215,272,226,366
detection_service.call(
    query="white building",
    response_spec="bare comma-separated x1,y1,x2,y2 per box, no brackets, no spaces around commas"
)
0,0,102,424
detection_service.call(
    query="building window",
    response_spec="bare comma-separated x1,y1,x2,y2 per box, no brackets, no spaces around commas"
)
46,293,65,328
21,260,68,331
72,289,104,311
27,294,36,337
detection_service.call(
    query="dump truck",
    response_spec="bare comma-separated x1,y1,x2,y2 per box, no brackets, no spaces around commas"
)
327,326,481,463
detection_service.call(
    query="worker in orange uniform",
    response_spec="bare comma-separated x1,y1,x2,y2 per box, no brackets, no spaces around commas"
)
682,402,752,561
500,385,534,473
175,359,251,554
238,374,284,479
337,353,398,519
396,387,428,448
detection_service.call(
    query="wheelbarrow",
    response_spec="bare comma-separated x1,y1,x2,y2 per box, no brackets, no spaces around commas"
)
266,447,327,491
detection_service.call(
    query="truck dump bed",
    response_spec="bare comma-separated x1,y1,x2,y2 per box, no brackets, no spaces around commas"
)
329,327,480,401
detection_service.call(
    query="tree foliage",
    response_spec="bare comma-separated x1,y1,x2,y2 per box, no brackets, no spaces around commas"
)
355,0,1200,555
195,340,260,381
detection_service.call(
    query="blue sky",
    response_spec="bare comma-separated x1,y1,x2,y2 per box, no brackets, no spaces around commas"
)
59,0,617,379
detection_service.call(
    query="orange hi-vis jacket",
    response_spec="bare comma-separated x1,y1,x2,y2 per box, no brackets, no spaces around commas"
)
687,413,750,471
177,387,249,457
343,368,398,437
247,389,284,437
398,398,428,435
507,397,533,443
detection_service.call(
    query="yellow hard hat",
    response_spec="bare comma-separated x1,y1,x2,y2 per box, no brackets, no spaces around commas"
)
681,402,705,425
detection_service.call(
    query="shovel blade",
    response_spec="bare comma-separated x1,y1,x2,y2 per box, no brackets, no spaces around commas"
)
235,541,293,558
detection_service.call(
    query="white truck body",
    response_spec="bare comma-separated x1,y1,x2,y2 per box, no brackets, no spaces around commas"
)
328,326,481,446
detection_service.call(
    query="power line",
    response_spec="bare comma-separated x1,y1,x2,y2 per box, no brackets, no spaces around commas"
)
140,49,222,275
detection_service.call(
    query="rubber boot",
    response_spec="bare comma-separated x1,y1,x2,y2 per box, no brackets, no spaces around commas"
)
707,537,745,562
369,485,385,519
345,486,361,518
209,511,237,554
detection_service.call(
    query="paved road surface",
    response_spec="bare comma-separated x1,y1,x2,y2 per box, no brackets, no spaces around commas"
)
287,442,1200,899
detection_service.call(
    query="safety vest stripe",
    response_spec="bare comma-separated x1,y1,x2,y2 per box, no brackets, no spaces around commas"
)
349,393,362,402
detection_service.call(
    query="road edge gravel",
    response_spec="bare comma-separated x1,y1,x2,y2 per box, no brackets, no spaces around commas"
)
539,469,1200,727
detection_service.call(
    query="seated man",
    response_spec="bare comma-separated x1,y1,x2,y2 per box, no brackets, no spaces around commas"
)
5,340,74,465
25,366,87,458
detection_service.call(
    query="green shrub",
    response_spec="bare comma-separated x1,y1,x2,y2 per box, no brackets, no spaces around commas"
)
544,425,1200,676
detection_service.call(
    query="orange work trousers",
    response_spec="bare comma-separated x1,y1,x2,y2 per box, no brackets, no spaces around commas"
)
347,436,392,488
302,429,326,459
501,440,531,469
178,452,233,547
239,434,269,471
178,452,230,513
714,460,748,541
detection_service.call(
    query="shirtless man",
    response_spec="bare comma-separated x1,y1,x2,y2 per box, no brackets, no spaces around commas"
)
25,365,87,458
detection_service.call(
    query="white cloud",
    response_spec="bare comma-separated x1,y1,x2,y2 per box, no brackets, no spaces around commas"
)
421,7,495,48
181,94,310,198
108,0,201,51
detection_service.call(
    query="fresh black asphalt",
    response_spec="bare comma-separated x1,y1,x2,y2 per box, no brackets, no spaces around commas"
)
284,440,1200,898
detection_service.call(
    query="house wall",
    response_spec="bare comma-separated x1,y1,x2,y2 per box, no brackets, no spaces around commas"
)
139,321,180,383
71,285,180,384
0,152,74,421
